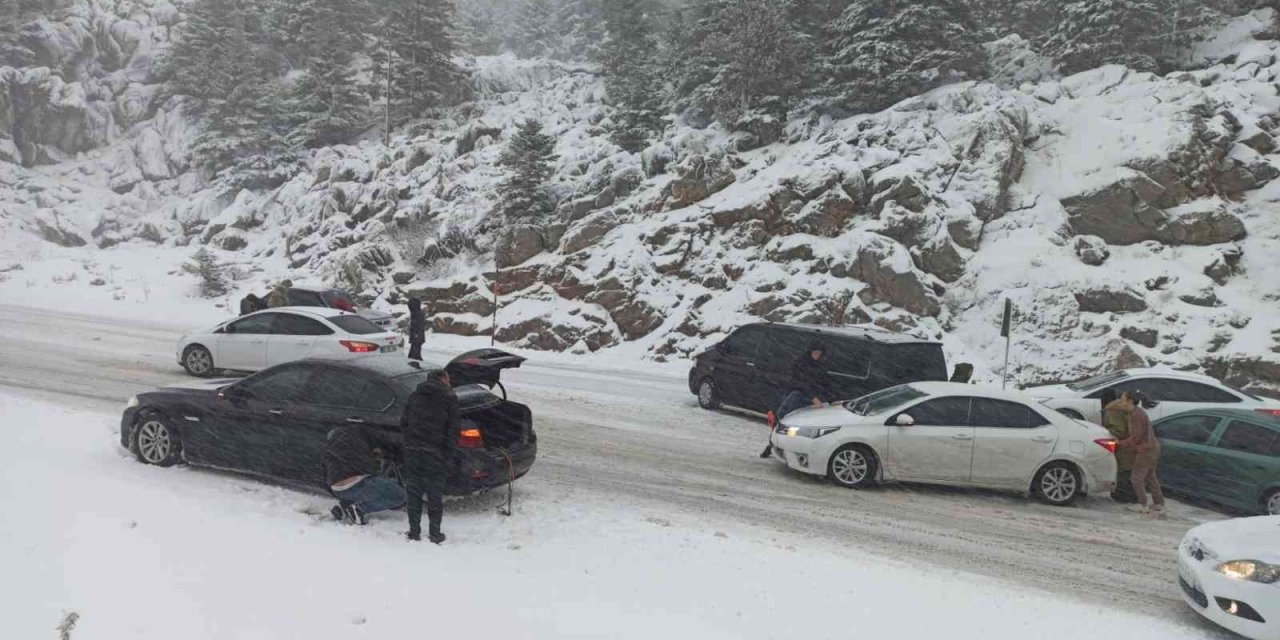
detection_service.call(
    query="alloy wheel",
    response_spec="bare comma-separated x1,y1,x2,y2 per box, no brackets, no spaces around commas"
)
1267,491,1280,516
1040,466,1077,503
698,381,715,407
137,420,172,464
186,349,212,375
831,449,869,485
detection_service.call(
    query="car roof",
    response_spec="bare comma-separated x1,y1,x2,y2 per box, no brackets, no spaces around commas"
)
909,381,1039,403
249,307,359,321
746,322,940,345
299,355,442,378
1115,367,1231,386
1156,408,1280,424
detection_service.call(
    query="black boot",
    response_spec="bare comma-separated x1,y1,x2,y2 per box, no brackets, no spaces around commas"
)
429,531,446,544
330,505,345,521
758,445,773,459
407,530,421,542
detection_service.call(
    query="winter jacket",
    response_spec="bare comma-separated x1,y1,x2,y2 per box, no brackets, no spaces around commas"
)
1122,406,1160,468
407,298,425,345
789,355,832,402
266,286,290,308
323,426,391,488
1102,399,1137,471
400,376,460,454
239,294,263,316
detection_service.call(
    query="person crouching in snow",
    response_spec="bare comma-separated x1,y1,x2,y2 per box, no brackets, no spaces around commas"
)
324,425,406,525
1119,390,1166,518
760,342,834,458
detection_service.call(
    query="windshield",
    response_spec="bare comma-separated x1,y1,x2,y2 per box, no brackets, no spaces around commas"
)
1065,371,1129,392
845,385,928,416
328,314,383,335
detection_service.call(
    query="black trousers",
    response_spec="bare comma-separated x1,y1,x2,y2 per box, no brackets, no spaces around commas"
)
405,450,448,536
408,340,423,361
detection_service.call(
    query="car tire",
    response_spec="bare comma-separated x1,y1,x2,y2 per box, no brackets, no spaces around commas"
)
696,377,721,410
131,413,182,467
1263,489,1280,516
1034,461,1082,506
827,445,877,489
1056,408,1085,420
182,345,215,378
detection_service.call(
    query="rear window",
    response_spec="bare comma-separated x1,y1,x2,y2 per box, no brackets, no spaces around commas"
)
329,315,383,335
1067,371,1129,392
846,385,928,416
882,344,947,382
322,290,358,312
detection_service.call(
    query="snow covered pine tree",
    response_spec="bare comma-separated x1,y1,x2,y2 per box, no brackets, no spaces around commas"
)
601,0,664,152
496,119,558,223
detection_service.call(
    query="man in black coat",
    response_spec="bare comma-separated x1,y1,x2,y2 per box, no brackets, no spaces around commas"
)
760,343,833,458
324,425,406,524
407,297,425,361
400,369,459,543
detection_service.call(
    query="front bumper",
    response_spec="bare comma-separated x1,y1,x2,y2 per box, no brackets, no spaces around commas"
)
769,430,824,476
1178,544,1280,640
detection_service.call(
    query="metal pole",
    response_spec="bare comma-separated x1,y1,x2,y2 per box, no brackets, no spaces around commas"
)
1002,333,1011,390
491,258,498,347
383,35,391,148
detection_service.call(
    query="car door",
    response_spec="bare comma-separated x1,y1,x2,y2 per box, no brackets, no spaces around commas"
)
1206,420,1280,510
755,329,815,410
969,398,1057,488
216,313,276,371
715,327,766,411
825,339,874,403
1152,413,1224,494
885,396,974,483
204,364,315,476
278,366,400,486
267,313,333,366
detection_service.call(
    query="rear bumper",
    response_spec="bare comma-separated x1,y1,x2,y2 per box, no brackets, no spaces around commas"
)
446,438,537,495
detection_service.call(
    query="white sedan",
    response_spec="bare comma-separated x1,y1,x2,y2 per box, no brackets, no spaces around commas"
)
177,307,401,377
1025,368,1280,424
1179,516,1280,640
769,382,1118,505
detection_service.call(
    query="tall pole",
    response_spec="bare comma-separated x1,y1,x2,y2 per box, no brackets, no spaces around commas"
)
383,34,391,148
491,256,499,347
1000,298,1013,390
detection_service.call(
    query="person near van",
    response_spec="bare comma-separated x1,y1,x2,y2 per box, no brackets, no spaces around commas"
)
324,425,406,525
407,297,425,361
401,369,459,543
266,279,293,308
238,293,265,316
1100,389,1137,504
1119,390,1166,517
759,343,834,458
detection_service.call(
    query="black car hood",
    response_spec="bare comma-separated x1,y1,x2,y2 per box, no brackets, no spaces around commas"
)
144,378,238,399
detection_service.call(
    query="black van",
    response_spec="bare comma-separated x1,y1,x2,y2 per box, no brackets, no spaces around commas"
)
688,323,948,413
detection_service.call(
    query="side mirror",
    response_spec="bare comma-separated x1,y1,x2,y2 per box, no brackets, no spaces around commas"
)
219,385,248,402
895,413,915,427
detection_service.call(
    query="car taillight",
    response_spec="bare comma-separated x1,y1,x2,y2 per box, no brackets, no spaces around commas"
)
339,340,379,353
1094,438,1118,454
459,428,484,449
1254,409,1280,417
334,298,356,312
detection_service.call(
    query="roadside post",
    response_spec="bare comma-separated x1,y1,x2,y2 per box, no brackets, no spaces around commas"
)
1000,298,1013,389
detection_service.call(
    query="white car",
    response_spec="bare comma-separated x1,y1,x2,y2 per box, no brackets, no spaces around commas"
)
177,307,402,377
1178,516,1280,640
1025,368,1280,424
769,382,1118,505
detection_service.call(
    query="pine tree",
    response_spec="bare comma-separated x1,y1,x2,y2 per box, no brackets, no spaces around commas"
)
375,0,469,127
600,0,664,151
1046,0,1219,73
553,0,605,61
457,0,506,55
511,0,557,58
277,0,372,147
496,119,558,222
182,248,230,298
826,0,982,113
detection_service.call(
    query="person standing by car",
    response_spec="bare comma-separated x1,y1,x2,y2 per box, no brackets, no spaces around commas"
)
407,297,425,361
401,369,459,543
1120,390,1166,517
266,279,293,308
760,343,834,458
324,425,406,524
1101,389,1137,504
238,293,265,316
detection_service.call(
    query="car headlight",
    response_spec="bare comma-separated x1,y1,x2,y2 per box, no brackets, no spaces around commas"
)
125,396,139,410
1216,560,1280,584
786,426,841,438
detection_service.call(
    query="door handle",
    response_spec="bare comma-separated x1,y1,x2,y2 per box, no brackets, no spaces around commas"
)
952,434,974,441
346,417,365,424
1032,437,1054,443
268,409,285,416
746,362,756,368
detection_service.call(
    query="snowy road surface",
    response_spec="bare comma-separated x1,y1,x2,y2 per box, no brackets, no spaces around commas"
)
0,305,1234,638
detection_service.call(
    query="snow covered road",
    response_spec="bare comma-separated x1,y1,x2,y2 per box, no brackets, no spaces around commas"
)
0,305,1235,638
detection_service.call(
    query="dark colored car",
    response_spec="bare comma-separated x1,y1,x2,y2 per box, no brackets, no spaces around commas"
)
689,322,949,414
1155,409,1280,515
121,349,535,495
283,286,395,329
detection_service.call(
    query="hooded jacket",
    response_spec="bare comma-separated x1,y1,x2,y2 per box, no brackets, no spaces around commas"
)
400,376,460,453
407,298,425,343
790,353,832,401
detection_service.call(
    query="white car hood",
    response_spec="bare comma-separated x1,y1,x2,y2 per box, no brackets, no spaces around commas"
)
1187,516,1280,564
780,404,869,428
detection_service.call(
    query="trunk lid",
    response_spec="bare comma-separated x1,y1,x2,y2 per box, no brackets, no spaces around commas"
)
446,348,527,389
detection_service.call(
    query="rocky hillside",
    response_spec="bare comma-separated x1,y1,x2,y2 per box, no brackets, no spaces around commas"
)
4,2,1280,396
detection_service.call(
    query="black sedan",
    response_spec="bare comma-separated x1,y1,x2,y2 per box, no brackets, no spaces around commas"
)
120,349,536,495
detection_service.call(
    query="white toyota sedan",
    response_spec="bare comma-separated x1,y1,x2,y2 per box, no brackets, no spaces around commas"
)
177,307,402,377
769,382,1118,505
1025,368,1280,424
1179,516,1280,640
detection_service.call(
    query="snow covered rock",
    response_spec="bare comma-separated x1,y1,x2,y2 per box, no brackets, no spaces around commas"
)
1074,285,1148,314
495,225,545,268
1073,235,1111,266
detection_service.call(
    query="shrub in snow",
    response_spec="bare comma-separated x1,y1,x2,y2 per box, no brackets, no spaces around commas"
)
182,248,230,298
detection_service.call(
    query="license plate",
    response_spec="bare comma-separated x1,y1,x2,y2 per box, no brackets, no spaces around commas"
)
380,345,397,353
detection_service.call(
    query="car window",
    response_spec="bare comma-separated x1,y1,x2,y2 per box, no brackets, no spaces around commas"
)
356,381,397,412
756,329,813,369
299,368,367,408
969,398,1050,428
229,313,276,335
1154,415,1221,445
1216,421,1279,456
881,344,948,382
847,385,927,416
826,340,871,380
329,315,384,335
289,290,326,307
723,327,764,360
1163,380,1241,403
1069,371,1130,392
899,397,971,426
242,366,312,403
273,313,334,336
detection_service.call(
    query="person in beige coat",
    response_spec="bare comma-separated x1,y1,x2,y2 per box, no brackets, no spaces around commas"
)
1119,390,1166,517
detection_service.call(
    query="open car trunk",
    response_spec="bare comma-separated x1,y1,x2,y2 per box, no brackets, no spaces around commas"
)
446,348,527,393
460,401,532,449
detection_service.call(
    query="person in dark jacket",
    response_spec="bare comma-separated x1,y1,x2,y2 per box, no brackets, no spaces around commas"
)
400,369,459,543
238,293,265,316
760,343,833,458
324,425,406,525
407,297,425,361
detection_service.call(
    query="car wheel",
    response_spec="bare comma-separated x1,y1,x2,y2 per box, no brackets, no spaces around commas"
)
697,377,721,410
182,345,215,378
1034,462,1081,506
1056,408,1085,420
131,414,182,467
827,445,877,489
1264,489,1280,516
